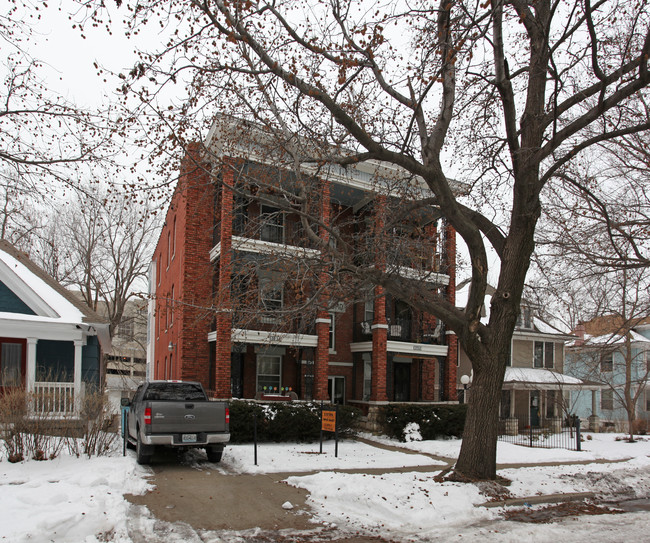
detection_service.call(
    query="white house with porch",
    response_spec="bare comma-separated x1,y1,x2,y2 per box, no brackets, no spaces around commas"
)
0,241,111,416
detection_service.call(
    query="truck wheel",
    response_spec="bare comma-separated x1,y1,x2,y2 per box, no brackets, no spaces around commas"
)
136,431,153,465
206,446,223,463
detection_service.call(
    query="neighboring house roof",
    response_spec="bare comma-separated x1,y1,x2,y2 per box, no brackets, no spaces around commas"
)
580,314,650,337
502,368,601,390
0,240,111,351
567,330,650,348
455,280,572,338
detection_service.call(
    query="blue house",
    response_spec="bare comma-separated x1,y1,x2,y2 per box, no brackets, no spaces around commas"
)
565,317,650,430
0,240,111,417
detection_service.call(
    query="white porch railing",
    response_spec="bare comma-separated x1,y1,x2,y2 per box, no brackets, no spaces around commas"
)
33,382,76,417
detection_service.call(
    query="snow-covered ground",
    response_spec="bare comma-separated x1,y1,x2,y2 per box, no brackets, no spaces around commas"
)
1,433,649,542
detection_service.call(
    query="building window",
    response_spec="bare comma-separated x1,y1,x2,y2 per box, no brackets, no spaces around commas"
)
329,313,336,352
0,342,23,387
257,355,281,393
260,205,284,243
328,376,345,404
167,231,171,269
118,318,134,339
363,354,372,401
170,285,175,325
601,353,613,373
172,216,176,259
601,389,614,411
233,194,248,234
534,341,554,368
260,280,283,323
517,306,532,329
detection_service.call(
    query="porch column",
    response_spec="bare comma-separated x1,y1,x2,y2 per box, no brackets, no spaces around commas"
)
26,337,37,393
215,163,233,399
313,179,331,401
74,339,83,409
589,389,600,432
443,220,458,401
370,195,388,401
505,389,518,435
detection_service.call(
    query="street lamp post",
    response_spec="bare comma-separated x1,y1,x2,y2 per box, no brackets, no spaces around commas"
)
460,374,471,404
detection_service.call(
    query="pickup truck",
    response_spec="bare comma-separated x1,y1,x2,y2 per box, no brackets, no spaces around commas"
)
123,381,230,465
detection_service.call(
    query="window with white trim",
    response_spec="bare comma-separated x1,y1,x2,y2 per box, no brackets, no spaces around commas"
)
257,355,281,393
329,313,336,352
601,389,614,411
601,353,613,373
534,341,554,368
260,205,284,243
260,280,283,323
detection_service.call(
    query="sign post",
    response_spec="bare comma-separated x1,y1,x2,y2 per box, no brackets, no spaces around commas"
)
320,404,339,458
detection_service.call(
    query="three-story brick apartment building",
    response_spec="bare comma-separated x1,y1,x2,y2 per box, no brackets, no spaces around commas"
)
149,118,458,407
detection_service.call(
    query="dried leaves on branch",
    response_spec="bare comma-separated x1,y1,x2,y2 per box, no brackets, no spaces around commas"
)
86,0,650,479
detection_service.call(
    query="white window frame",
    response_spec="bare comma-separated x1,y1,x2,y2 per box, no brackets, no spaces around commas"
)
329,312,336,353
260,204,285,243
601,353,614,373
257,355,282,393
260,280,283,324
328,375,345,404
601,388,614,411
534,341,554,369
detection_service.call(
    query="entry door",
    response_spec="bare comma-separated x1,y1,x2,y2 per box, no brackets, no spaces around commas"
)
530,390,540,427
231,352,244,398
328,376,345,404
0,340,26,394
393,363,411,402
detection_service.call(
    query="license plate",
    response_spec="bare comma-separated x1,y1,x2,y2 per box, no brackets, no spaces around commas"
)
182,433,197,443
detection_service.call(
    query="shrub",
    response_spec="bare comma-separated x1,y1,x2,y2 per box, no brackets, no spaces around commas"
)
66,391,119,458
379,404,467,441
0,388,118,461
228,400,362,443
0,388,65,461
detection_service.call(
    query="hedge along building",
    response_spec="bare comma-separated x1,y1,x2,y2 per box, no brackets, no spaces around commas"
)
149,117,459,410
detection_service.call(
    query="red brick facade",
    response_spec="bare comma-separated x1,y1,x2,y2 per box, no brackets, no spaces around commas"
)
151,145,459,405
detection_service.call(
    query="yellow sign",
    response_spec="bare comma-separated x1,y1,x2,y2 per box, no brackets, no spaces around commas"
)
322,410,336,432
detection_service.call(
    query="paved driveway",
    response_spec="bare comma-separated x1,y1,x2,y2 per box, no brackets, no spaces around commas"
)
124,448,392,542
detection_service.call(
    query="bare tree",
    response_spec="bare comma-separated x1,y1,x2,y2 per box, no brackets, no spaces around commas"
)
563,268,650,441
32,188,160,337
0,172,42,251
0,2,120,196
84,0,650,479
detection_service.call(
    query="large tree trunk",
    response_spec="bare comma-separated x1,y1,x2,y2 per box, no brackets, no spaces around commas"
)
455,349,508,480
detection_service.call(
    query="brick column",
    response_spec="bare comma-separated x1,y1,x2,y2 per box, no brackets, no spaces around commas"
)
443,221,458,401
313,179,331,401
214,163,233,399
420,357,437,401
371,195,388,401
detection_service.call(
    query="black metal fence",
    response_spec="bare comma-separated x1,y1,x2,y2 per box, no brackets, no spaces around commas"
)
497,417,582,451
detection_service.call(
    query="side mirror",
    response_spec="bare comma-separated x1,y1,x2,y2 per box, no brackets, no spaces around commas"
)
120,397,131,407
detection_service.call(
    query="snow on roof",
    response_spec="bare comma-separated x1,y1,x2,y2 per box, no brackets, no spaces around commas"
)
504,367,585,386
568,329,650,348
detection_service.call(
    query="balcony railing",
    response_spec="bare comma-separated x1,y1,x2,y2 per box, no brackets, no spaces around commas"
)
354,319,445,344
33,382,76,417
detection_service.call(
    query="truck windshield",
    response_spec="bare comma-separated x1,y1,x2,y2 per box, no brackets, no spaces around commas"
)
143,383,207,401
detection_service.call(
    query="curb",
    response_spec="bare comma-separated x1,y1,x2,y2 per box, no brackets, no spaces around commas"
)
480,491,596,508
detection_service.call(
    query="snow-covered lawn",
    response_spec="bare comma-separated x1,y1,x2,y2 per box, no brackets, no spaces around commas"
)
0,453,151,542
1,433,649,542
